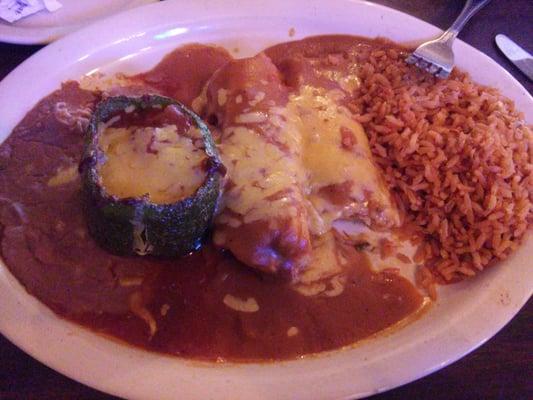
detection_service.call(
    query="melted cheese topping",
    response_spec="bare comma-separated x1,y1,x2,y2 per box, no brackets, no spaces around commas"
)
48,164,78,187
293,231,346,296
98,125,206,204
79,73,133,92
219,85,397,234
291,87,373,185
223,294,260,313
218,125,304,223
213,79,399,283
319,68,360,93
282,85,398,234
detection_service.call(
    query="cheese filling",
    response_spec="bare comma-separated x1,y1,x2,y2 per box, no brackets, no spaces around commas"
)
98,124,206,204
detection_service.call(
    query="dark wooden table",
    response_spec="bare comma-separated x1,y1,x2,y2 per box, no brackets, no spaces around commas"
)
0,0,531,399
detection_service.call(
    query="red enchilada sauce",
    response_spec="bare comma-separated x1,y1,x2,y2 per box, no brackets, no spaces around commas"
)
0,36,423,361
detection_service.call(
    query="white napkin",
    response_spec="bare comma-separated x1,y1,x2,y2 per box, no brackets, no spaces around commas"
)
0,0,63,23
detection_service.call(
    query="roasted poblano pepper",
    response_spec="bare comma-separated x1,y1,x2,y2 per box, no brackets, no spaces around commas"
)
80,95,224,257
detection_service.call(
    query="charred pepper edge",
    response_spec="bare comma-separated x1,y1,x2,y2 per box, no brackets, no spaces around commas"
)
79,94,225,257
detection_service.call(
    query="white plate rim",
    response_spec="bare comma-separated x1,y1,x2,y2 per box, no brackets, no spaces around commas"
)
0,0,158,44
0,1,531,399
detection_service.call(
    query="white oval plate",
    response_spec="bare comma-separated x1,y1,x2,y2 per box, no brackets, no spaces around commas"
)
0,0,157,44
0,1,531,399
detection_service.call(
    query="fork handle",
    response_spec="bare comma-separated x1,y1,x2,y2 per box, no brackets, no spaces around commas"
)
440,0,492,44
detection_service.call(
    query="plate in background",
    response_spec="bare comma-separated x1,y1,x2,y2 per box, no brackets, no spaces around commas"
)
0,0,158,44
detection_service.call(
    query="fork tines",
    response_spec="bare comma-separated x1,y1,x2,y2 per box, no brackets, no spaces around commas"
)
405,54,450,78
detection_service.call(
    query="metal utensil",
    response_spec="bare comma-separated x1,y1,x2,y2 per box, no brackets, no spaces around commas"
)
495,34,533,81
406,0,492,78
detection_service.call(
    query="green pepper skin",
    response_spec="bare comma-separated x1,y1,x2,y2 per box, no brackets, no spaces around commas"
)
80,95,224,257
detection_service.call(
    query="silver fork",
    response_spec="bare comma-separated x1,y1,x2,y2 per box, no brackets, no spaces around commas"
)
406,0,492,78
